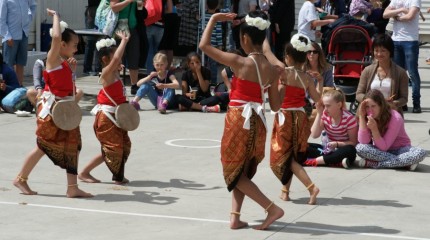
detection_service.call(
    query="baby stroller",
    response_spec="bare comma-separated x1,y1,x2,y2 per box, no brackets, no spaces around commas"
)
326,25,372,113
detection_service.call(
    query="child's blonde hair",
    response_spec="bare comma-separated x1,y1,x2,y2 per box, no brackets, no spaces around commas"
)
153,52,168,65
323,88,347,110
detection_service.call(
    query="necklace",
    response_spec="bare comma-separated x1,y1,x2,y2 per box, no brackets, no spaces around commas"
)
248,52,264,56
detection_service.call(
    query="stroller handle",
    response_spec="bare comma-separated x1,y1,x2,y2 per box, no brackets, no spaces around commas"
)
329,60,372,65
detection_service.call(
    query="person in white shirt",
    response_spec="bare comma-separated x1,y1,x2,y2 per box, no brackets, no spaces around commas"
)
298,0,335,41
383,0,422,113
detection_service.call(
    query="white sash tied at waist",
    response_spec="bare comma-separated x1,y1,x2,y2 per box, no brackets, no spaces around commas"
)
91,104,121,128
230,99,267,130
37,92,74,119
277,107,305,126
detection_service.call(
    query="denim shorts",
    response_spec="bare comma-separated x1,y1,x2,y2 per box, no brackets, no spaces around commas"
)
2,35,28,66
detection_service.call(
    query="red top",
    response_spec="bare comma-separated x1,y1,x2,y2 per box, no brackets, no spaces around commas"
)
97,80,127,106
229,76,262,106
43,61,75,98
281,85,306,108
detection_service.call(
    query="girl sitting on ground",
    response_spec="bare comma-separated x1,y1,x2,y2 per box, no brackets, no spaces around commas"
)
306,89,358,168
355,89,426,170
130,52,179,114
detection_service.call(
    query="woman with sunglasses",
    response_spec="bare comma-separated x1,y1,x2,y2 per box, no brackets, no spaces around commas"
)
304,41,334,88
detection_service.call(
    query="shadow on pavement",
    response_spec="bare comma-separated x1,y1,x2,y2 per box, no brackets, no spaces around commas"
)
129,178,223,191
88,191,178,205
291,197,412,208
279,221,400,236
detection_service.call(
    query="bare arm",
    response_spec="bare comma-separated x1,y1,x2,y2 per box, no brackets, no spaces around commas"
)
110,0,133,13
221,69,232,92
263,38,285,68
311,19,335,28
398,6,420,21
46,9,62,70
383,6,407,19
160,75,180,89
100,32,129,86
199,13,243,71
310,101,324,138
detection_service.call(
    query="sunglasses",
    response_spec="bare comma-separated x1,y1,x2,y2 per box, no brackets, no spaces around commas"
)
307,50,319,54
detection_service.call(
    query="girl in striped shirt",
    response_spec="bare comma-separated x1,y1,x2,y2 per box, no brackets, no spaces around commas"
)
306,89,358,168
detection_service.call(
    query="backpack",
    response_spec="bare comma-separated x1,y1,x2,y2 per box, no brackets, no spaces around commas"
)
95,0,118,37
144,0,163,26
1,87,32,113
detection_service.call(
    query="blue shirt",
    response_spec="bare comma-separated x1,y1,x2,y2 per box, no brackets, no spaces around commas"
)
1,63,20,94
0,0,37,42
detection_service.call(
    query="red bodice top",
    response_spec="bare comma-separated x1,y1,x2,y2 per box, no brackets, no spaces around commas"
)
97,80,127,106
281,85,306,109
43,61,75,98
229,76,262,106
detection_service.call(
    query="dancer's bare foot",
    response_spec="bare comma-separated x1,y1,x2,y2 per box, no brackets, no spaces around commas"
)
13,176,37,195
307,183,319,205
66,184,93,198
230,212,248,229
78,173,101,183
254,202,284,230
114,177,129,185
279,189,290,201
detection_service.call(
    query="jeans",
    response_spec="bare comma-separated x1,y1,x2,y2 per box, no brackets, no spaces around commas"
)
136,83,175,109
393,41,421,106
145,25,164,74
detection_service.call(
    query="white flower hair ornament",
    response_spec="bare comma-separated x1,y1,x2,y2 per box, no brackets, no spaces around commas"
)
245,15,271,31
290,33,312,52
96,38,117,51
49,21,68,37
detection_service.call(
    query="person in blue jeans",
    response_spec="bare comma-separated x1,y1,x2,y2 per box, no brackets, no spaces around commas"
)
131,52,179,114
83,0,101,75
145,21,165,74
0,53,20,107
383,0,422,113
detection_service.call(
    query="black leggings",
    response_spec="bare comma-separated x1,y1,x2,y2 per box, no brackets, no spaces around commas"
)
307,143,357,165
176,95,226,109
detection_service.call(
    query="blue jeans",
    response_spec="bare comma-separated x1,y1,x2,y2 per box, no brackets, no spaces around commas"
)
136,83,175,108
145,25,164,74
393,41,421,106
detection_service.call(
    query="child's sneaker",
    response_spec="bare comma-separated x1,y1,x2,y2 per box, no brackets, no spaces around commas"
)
130,100,140,111
303,159,318,167
158,102,167,114
206,105,220,113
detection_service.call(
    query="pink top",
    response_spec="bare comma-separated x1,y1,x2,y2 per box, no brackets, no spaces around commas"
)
323,110,357,141
358,109,411,151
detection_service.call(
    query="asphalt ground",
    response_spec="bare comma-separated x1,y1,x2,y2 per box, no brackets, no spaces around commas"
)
0,53,429,240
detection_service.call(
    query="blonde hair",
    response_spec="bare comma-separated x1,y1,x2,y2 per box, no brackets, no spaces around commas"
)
153,52,168,65
323,89,347,110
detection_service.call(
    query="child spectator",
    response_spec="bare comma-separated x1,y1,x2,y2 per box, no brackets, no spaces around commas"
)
79,33,133,184
175,52,221,112
306,89,358,168
298,0,335,41
199,10,284,230
269,33,321,205
130,52,179,114
198,0,223,85
349,0,373,20
355,89,426,170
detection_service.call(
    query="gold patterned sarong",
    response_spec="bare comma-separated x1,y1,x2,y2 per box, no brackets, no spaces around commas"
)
94,111,131,181
270,110,309,184
221,107,266,191
35,104,81,175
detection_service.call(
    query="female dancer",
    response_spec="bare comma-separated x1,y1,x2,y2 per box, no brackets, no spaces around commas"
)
13,9,92,198
199,10,284,230
78,32,132,185
270,33,321,204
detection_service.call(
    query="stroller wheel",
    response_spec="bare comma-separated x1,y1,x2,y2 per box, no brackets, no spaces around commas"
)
349,100,359,115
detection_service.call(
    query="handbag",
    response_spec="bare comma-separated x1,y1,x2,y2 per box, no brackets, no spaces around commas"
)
114,4,132,37
95,0,118,37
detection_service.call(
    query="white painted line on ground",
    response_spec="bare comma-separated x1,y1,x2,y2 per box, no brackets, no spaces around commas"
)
1,201,429,240
165,138,221,148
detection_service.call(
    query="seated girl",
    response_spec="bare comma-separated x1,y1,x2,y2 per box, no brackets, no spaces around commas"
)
355,89,426,170
130,52,179,114
306,89,358,168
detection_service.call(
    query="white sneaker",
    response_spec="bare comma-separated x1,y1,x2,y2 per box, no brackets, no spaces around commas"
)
355,158,366,168
409,163,419,171
341,158,349,169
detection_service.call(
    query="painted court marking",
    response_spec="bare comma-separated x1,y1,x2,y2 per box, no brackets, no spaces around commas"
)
1,201,428,240
165,138,221,148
